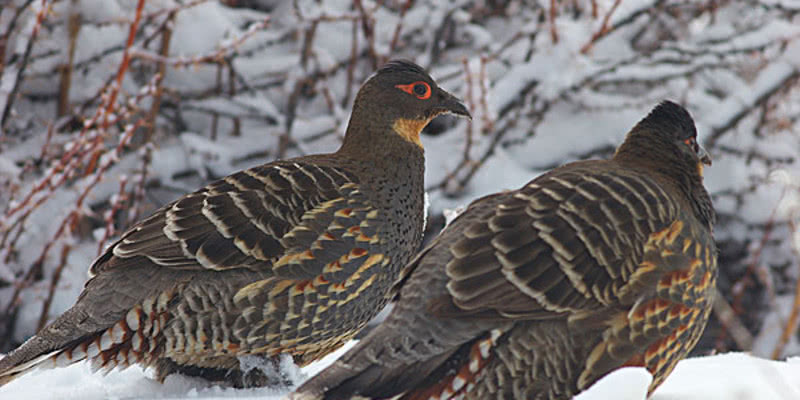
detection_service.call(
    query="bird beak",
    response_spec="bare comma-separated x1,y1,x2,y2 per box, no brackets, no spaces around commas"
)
434,89,471,120
698,145,712,166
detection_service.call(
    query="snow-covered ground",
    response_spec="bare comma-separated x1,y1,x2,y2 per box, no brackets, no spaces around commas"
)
0,350,798,400
0,342,353,400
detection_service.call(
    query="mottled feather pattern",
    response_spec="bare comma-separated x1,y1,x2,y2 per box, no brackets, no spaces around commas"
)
101,162,359,274
230,182,392,363
100,160,401,366
443,163,679,319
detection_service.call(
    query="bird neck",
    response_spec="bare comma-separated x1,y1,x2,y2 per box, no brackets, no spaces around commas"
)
337,108,425,164
335,117,426,248
614,134,715,229
336,112,425,190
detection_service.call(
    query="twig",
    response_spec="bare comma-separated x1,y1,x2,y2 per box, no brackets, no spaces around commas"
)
211,63,222,141
549,0,559,44
707,69,800,147
478,56,492,134
103,0,146,129
580,0,623,54
2,0,145,226
433,60,474,194
354,0,377,69
1,0,51,130
129,143,153,226
717,189,785,350
282,78,305,159
1,0,154,320
143,12,173,144
342,19,359,108
97,177,129,255
36,244,71,331
712,289,754,351
57,3,81,117
461,58,475,167
386,0,414,64
228,60,241,137
771,218,800,359
128,18,270,68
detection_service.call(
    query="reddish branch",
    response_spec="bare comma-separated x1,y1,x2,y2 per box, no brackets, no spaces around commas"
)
128,144,153,226
4,0,142,227
103,0,145,129
386,0,415,63
581,0,623,54
97,177,127,256
4,113,146,317
1,0,50,130
354,0,378,69
478,56,493,134
129,18,270,68
549,0,559,44
57,6,81,117
771,214,800,359
432,59,476,194
36,243,71,331
342,19,359,108
1,0,154,321
144,12,173,144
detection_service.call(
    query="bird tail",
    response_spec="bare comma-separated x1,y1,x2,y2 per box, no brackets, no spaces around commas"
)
0,338,61,386
0,307,87,386
0,304,142,387
290,328,500,400
289,328,450,400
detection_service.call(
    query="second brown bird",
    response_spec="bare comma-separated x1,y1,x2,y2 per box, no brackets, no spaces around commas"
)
292,101,717,400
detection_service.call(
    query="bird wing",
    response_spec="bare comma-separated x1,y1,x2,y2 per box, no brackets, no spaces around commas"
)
425,161,691,320
90,160,378,280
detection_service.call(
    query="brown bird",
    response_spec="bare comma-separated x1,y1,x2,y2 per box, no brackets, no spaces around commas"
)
291,101,717,400
0,60,470,388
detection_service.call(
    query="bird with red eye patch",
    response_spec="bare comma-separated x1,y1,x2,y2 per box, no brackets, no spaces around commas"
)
0,60,470,389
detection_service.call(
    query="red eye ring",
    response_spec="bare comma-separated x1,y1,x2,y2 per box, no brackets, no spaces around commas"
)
684,138,699,153
395,81,431,100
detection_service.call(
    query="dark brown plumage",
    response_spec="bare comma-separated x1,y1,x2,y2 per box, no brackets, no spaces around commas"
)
0,60,470,388
291,101,717,400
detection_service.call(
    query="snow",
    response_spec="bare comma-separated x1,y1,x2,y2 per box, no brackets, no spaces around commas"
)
574,367,652,400
0,341,356,400
0,351,798,400
652,354,800,400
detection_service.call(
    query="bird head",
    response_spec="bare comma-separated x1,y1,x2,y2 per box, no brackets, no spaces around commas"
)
615,100,715,227
343,60,471,150
615,101,711,179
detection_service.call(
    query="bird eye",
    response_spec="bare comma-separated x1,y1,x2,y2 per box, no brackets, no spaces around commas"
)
413,83,427,96
684,138,699,153
395,81,431,100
